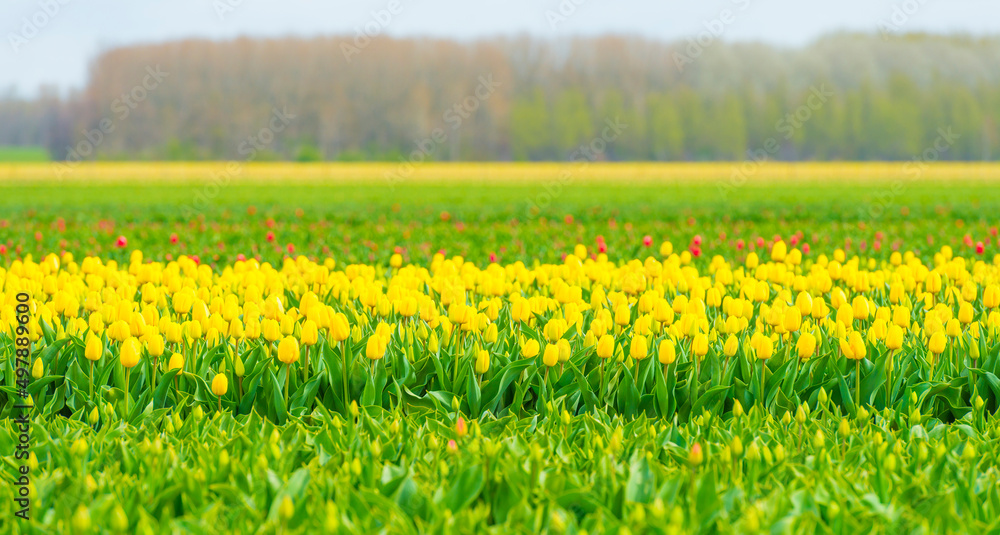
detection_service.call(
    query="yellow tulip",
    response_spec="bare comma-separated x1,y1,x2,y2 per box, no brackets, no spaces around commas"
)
659,339,677,365
120,337,141,368
278,336,301,364
85,333,103,362
597,335,615,359
629,335,648,361
212,373,228,396
796,332,816,360
543,343,560,367
522,339,540,358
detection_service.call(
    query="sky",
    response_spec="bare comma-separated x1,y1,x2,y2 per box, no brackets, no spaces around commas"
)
2,0,998,96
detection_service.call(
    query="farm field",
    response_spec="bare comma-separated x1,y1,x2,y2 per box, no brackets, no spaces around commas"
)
3,163,1000,533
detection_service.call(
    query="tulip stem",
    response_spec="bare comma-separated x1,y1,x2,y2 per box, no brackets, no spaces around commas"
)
89,360,94,398
124,368,130,417
886,350,893,405
284,363,290,408
855,359,862,412
341,341,351,413
759,359,765,409
302,346,309,382
151,357,158,393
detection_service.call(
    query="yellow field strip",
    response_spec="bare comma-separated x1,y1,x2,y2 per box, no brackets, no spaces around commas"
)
2,161,1000,184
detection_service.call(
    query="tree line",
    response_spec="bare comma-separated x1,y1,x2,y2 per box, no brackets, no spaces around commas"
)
1,33,999,162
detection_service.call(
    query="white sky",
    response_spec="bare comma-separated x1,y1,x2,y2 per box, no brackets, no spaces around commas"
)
2,0,997,96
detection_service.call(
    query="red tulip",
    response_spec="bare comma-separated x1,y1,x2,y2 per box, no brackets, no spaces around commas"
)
266,231,275,243
642,235,653,247
692,235,702,246
115,236,127,248
977,241,985,255
169,233,178,244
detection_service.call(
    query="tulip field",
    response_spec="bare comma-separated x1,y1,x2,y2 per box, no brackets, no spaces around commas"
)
5,162,1000,533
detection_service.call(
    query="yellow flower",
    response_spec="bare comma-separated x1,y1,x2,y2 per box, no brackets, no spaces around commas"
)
365,336,385,361
843,331,866,360
543,343,560,367
597,335,615,360
521,339,540,358
770,240,787,262
475,350,490,375
557,339,571,363
958,302,975,324
146,333,165,357
32,357,44,379
886,324,904,350
754,334,773,360
723,334,738,358
168,353,184,371
614,303,631,327
120,337,142,368
212,373,228,396
928,331,947,355
301,320,319,346
692,333,709,357
629,335,648,361
783,306,802,333
851,296,869,320
85,333,103,361
659,339,676,365
278,336,301,364
330,313,351,342
263,319,281,342
796,332,816,360
984,285,1000,309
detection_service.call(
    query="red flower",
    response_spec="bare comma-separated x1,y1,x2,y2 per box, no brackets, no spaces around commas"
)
755,237,765,248
286,243,295,254
489,253,497,263
115,236,127,248
735,239,745,251
0,245,6,255
266,231,275,243
564,215,574,225
598,242,607,253
170,233,179,244
976,241,985,255
236,253,246,261
689,244,702,257
802,243,810,255
642,235,653,247
692,234,702,246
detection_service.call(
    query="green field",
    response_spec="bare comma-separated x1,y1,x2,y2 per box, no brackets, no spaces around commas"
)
3,165,1000,533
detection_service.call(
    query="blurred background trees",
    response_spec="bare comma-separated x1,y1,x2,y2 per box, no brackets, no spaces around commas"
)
2,32,999,162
